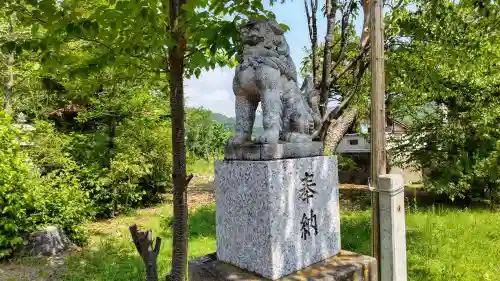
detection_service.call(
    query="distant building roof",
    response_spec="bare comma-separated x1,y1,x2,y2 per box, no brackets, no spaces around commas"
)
48,104,85,119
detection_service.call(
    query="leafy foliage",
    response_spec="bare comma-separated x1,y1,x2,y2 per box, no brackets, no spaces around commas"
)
33,168,91,245
0,1,277,261
388,0,500,202
186,108,232,160
0,112,93,257
0,0,282,271
0,112,37,258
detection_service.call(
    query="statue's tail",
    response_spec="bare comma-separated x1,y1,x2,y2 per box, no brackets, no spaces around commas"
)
301,75,322,129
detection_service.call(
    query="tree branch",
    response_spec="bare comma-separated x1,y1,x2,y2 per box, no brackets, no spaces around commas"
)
305,0,313,41
184,49,203,59
334,0,355,63
75,35,113,51
184,174,193,190
385,0,404,9
305,0,320,87
319,0,338,117
360,0,371,50
329,44,370,88
313,60,368,140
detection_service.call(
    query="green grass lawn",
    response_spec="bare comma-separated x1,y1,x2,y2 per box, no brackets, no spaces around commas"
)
57,204,500,281
342,207,500,281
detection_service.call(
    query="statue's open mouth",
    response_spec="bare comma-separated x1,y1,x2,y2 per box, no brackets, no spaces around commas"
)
242,35,263,45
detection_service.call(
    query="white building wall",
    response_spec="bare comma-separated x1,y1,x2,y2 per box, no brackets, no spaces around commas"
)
336,134,370,153
336,133,423,185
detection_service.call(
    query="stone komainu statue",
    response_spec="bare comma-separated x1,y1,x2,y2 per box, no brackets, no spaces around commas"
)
228,19,321,145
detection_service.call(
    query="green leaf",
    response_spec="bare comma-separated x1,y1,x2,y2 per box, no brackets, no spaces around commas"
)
209,44,217,56
2,41,16,53
140,7,148,18
31,24,40,36
279,23,290,32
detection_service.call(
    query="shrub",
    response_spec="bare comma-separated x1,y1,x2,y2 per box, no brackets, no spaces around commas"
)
33,168,91,245
27,120,76,174
391,110,500,203
18,119,90,245
99,150,152,216
338,154,360,172
324,151,360,172
0,112,37,258
116,117,173,202
66,116,174,218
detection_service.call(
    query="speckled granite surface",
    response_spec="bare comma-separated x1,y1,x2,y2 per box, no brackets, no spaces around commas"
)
215,156,340,280
224,142,324,160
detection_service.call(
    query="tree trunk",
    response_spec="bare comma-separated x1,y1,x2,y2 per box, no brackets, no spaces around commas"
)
319,0,337,117
108,115,118,216
107,115,117,168
167,0,189,280
324,107,358,153
360,0,371,49
3,16,14,115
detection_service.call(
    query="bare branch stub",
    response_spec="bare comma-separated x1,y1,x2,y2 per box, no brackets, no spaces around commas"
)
185,173,194,186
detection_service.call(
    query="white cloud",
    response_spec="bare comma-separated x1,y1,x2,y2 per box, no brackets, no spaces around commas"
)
185,67,235,117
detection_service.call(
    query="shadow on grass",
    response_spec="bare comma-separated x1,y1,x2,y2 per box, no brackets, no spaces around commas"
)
340,187,493,213
340,212,372,255
188,205,216,238
58,238,145,281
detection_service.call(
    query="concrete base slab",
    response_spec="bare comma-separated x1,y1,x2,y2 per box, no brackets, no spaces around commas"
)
189,251,377,281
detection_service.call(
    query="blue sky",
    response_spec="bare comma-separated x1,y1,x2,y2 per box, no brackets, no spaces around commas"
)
185,1,364,117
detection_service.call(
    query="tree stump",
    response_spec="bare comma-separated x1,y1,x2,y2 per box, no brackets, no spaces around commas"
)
18,225,72,257
129,224,162,281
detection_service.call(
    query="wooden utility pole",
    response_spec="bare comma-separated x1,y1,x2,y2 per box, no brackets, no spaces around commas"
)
370,0,385,278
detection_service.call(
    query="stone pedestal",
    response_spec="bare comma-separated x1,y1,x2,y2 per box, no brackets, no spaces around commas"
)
224,142,324,160
189,251,378,281
215,156,340,280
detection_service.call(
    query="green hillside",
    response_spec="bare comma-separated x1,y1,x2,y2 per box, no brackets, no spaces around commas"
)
211,112,264,137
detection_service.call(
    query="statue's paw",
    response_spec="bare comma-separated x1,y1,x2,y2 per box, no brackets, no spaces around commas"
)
285,132,312,143
227,134,250,146
256,130,279,144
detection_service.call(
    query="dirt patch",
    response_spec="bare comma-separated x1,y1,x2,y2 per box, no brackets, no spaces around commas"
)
162,175,216,209
0,252,69,281
187,176,215,208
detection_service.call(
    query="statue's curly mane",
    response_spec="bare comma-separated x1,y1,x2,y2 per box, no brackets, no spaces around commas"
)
240,20,289,55
238,20,296,82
